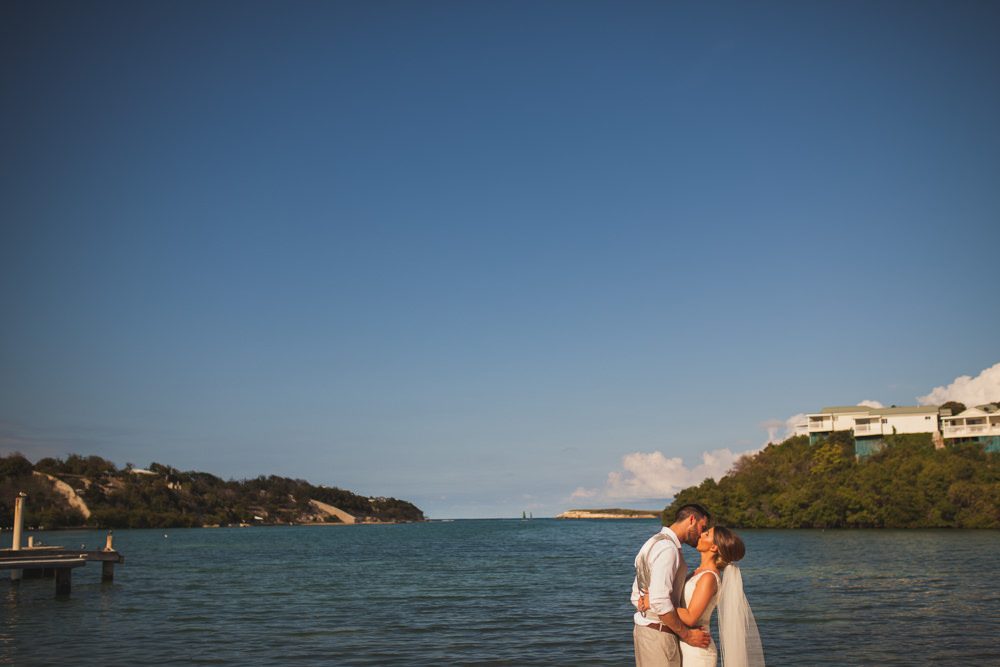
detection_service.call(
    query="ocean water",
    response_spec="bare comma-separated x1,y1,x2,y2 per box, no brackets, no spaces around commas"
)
2,521,998,665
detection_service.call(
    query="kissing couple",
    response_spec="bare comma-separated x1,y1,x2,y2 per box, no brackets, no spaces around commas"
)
631,503,764,666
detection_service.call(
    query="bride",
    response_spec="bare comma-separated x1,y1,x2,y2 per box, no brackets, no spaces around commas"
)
639,526,764,666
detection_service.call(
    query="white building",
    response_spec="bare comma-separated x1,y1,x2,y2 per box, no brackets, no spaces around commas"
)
806,404,942,456
806,406,874,444
940,404,1000,451
805,402,1000,455
852,406,941,437
852,405,941,455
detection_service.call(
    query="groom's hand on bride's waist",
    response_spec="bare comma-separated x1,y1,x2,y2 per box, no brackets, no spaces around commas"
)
680,626,710,649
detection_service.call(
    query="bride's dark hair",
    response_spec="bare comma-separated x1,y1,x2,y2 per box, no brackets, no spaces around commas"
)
711,526,745,569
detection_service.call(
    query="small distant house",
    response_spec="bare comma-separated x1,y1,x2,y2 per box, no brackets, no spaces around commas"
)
940,404,1000,452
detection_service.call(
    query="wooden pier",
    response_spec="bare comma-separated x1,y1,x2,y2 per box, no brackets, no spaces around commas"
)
3,492,125,596
1,545,125,595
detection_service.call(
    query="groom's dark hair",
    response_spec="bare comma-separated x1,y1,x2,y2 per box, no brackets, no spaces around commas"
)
665,503,712,526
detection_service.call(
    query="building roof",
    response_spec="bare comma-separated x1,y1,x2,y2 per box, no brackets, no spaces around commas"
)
947,407,990,419
816,405,939,416
818,406,874,414
873,406,939,415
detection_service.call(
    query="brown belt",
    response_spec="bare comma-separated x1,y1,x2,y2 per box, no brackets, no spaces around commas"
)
638,622,677,636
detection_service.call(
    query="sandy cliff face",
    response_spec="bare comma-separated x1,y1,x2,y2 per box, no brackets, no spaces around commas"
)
34,471,92,519
308,499,357,524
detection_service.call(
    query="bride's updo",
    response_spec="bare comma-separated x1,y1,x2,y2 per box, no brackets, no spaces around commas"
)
711,526,745,570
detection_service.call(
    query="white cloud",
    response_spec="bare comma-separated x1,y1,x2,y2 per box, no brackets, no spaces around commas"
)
574,448,754,503
785,412,807,437
857,400,884,409
759,419,784,443
759,413,807,444
917,362,1000,407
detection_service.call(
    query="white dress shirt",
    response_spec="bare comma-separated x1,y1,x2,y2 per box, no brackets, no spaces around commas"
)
631,527,687,626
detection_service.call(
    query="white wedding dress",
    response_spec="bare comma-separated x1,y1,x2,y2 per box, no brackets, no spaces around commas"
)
679,570,720,667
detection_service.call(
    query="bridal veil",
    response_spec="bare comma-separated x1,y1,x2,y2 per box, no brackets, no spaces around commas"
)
717,564,765,666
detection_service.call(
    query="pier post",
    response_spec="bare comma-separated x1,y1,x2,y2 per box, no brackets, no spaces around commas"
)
12,493,26,550
55,568,72,596
101,531,116,582
10,492,26,582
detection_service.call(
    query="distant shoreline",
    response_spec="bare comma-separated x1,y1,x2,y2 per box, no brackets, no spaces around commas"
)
556,509,660,520
9,520,420,532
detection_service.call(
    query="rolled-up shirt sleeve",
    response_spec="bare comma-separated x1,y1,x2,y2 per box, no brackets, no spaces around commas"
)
646,541,678,615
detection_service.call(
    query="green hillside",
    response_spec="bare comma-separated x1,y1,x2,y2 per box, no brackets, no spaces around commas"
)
668,433,1000,528
0,453,424,529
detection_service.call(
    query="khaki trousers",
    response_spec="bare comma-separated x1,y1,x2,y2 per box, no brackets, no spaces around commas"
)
633,623,681,667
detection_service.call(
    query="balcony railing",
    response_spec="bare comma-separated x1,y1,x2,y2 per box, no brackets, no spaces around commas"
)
944,425,1000,437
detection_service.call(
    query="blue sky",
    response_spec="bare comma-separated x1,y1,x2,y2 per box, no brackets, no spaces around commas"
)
2,1,998,518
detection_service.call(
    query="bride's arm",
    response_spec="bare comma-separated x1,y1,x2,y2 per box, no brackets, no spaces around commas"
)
673,574,718,627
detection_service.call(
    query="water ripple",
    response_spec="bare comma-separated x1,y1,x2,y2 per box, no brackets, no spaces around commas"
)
2,523,999,665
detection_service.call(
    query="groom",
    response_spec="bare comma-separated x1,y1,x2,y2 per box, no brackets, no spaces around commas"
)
631,503,712,666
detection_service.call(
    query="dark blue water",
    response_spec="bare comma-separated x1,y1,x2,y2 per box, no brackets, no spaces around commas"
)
2,521,998,665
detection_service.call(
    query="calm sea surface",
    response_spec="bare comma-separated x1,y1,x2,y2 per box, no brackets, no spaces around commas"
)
2,521,999,665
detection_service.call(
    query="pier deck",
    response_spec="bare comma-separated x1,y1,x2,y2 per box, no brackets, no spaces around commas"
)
1,546,125,595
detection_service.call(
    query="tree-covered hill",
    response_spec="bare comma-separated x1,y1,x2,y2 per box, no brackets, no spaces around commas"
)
668,433,1000,528
0,453,424,529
